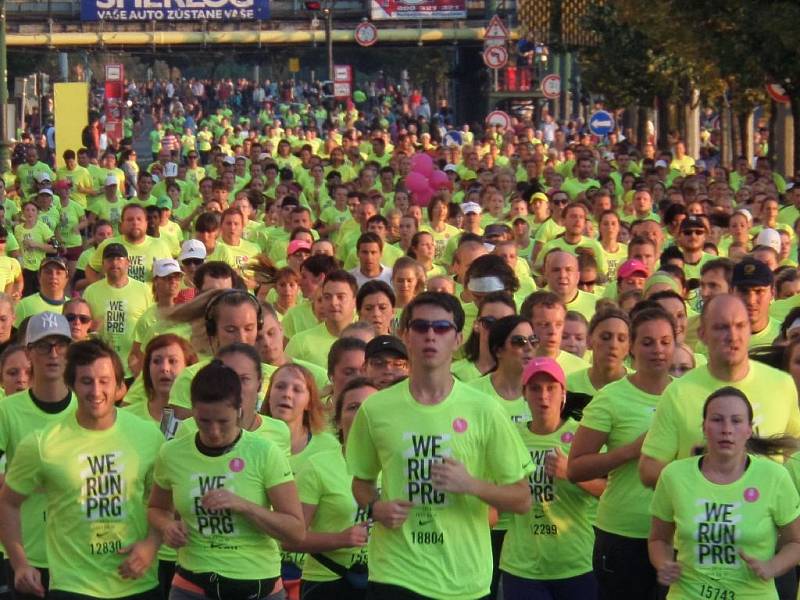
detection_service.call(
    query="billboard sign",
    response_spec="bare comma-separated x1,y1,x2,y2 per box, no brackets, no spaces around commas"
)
81,0,269,21
370,0,465,20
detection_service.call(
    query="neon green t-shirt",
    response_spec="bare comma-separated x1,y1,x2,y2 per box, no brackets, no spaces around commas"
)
499,418,595,580
451,358,482,382
651,455,800,600
14,221,54,271
534,236,608,277
0,390,76,566
0,256,21,291
345,378,534,600
5,410,162,597
168,359,277,411
56,200,86,248
89,235,174,282
284,322,339,369
581,376,664,538
175,414,291,458
14,292,68,327
83,278,153,377
153,429,293,579
643,363,800,463
297,445,370,582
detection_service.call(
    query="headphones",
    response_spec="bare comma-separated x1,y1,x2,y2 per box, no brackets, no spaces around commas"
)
204,290,264,338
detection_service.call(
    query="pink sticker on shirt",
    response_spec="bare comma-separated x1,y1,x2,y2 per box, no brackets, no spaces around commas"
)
561,431,574,444
452,418,468,433
743,487,759,502
229,458,245,472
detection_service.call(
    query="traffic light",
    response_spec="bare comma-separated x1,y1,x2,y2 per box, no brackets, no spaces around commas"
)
304,1,321,10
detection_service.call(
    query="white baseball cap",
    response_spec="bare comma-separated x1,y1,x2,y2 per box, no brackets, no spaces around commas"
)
179,239,207,262
34,171,52,183
222,156,236,165
105,174,118,186
153,258,181,278
461,201,482,215
755,228,781,253
443,164,458,173
654,159,668,169
164,162,178,178
38,188,53,196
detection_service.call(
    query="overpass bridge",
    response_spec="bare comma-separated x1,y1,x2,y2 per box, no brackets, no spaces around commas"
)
4,0,521,48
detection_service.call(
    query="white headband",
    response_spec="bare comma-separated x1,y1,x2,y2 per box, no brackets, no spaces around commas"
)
468,276,505,293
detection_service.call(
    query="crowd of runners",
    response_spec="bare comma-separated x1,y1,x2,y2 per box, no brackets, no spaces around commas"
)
0,75,797,600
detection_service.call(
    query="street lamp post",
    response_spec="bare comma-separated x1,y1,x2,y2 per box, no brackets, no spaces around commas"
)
324,1,333,82
0,0,9,173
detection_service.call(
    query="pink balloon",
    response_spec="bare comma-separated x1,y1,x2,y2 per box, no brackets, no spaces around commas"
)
412,186,434,207
405,171,430,194
410,152,434,178
429,169,451,191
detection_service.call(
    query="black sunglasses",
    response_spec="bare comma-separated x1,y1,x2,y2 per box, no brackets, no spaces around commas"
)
65,313,92,324
478,316,498,328
408,319,456,335
509,334,539,348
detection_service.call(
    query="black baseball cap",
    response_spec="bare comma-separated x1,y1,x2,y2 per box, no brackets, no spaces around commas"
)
365,335,408,361
102,243,128,260
680,215,707,233
732,257,774,288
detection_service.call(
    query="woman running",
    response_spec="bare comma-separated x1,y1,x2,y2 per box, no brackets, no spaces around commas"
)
148,360,305,600
568,307,676,600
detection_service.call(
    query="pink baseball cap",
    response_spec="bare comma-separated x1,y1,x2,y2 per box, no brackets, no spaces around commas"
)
521,357,565,388
617,259,649,280
287,239,312,257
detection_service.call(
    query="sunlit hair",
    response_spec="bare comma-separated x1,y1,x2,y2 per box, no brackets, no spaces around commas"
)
142,334,198,400
262,363,327,434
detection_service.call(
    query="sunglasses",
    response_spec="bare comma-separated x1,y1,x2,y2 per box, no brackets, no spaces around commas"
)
65,313,92,324
509,334,539,348
682,229,705,236
478,316,498,328
182,258,204,267
552,198,569,206
30,339,70,355
408,319,456,335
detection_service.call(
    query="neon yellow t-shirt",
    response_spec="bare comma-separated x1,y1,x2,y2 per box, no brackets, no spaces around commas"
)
168,359,276,410
643,362,800,463
0,256,21,292
14,293,68,327
175,414,291,458
345,378,534,600
651,455,800,600
534,236,608,276
5,410,162,597
14,221,54,271
580,376,664,538
284,322,339,369
499,418,595,580
451,358,482,382
153,429,293,579
297,445,370,582
0,390,76,566
56,200,86,248
83,278,153,377
89,235,175,282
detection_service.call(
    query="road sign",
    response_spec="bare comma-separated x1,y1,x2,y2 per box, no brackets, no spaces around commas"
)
354,21,378,47
334,82,352,99
483,46,508,70
333,65,352,82
766,83,790,105
444,130,463,146
541,74,561,99
484,15,509,41
589,110,615,136
288,58,300,73
485,110,511,130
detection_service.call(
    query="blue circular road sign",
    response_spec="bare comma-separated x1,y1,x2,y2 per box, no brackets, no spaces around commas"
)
589,110,615,136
